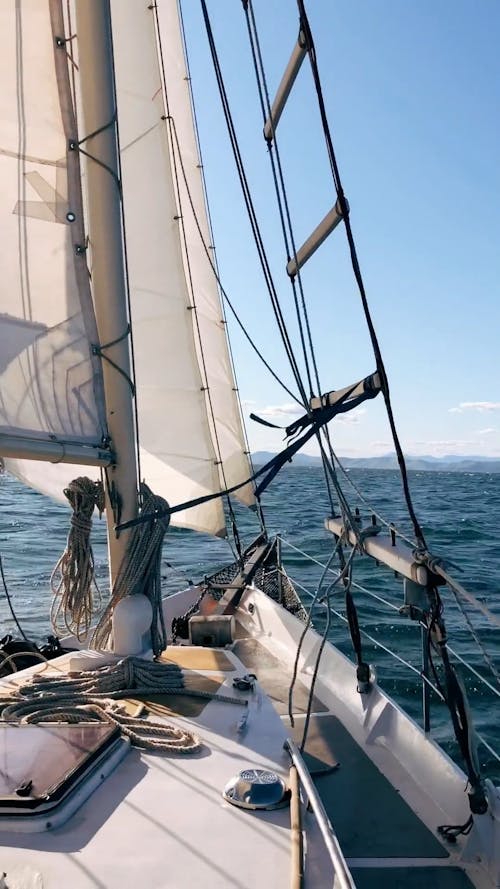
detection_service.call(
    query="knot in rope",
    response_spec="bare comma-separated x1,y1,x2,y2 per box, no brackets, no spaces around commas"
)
70,512,93,535
67,476,106,514
51,477,105,641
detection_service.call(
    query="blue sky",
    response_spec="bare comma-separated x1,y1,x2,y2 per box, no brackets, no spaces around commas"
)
180,1,500,457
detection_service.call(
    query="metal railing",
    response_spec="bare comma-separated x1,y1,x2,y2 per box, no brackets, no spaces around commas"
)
280,537,500,765
284,737,356,889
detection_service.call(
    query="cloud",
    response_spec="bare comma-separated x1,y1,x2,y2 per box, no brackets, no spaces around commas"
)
257,402,303,418
337,408,367,425
449,401,500,414
403,438,500,457
476,427,496,435
411,439,477,447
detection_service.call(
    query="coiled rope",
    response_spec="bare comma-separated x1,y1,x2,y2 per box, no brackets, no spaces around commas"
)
3,697,200,753
92,485,169,655
0,657,245,755
51,477,105,640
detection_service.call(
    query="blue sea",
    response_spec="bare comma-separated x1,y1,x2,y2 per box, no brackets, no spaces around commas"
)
1,467,499,782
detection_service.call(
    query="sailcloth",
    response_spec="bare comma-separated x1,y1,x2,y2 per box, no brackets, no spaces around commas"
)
2,1,254,539
111,0,254,536
0,2,107,459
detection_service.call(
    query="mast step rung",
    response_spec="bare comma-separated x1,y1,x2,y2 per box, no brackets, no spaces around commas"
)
287,198,348,277
310,372,381,412
263,30,307,142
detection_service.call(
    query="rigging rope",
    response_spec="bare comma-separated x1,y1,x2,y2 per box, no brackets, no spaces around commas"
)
92,484,169,656
425,588,487,816
300,569,335,753
0,551,30,643
200,0,310,409
50,477,105,641
115,397,360,533
154,3,266,551
241,1,374,540
287,542,353,728
281,537,500,693
167,115,301,405
296,0,426,550
244,0,317,400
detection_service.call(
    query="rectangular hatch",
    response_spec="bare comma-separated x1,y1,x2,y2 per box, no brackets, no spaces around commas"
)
0,723,128,831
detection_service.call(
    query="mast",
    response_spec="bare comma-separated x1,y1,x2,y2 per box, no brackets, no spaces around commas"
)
75,1,138,585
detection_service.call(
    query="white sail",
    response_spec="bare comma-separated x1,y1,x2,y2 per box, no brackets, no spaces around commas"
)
110,0,254,536
0,2,107,463
157,0,255,509
2,1,254,538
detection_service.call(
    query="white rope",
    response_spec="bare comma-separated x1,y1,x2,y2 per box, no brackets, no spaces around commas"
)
50,477,105,641
92,484,169,655
1,696,201,754
0,656,245,755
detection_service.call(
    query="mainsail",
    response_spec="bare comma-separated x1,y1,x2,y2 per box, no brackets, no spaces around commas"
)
111,0,254,536
0,2,108,464
1,1,254,539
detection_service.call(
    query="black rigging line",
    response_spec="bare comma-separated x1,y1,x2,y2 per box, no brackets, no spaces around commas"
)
243,4,314,399
116,397,349,533
239,0,490,801
201,0,355,546
154,4,242,558
242,1,361,535
243,1,337,518
296,0,427,550
425,588,487,815
178,0,265,537
199,0,310,409
0,552,29,643
167,117,301,408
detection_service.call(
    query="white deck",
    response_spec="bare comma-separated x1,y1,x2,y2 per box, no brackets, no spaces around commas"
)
0,646,330,888
0,586,497,888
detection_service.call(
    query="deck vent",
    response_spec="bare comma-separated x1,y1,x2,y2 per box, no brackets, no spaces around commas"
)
223,768,289,811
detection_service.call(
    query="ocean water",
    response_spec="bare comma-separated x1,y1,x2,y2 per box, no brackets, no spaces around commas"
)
1,466,499,782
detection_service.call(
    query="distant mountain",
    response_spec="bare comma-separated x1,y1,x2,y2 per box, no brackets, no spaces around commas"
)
252,451,323,467
251,451,500,473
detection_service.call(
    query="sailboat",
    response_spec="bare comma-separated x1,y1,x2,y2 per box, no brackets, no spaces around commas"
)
0,1,498,887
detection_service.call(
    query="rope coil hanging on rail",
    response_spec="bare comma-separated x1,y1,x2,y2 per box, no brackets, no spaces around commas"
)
51,477,105,641
92,484,170,656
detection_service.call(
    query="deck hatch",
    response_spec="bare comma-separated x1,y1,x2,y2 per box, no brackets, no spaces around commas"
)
0,723,121,815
